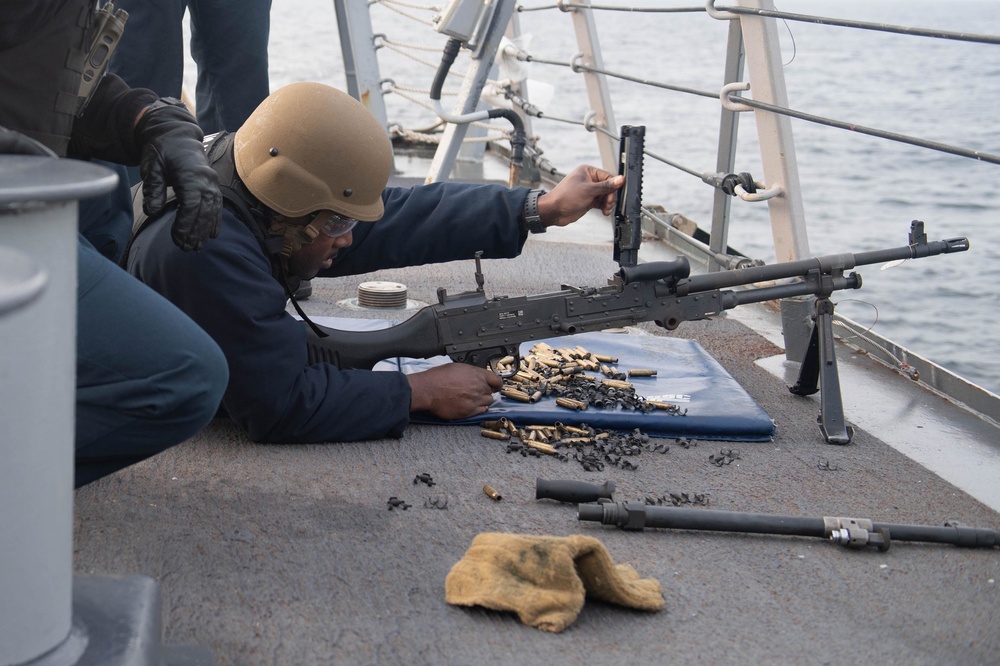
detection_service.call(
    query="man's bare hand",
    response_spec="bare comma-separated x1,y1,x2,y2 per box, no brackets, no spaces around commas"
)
536,164,624,229
407,363,502,420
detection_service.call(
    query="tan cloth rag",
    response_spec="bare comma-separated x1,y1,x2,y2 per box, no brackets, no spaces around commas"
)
444,533,665,632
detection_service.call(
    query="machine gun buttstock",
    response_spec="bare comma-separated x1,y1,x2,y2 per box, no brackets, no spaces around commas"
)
304,306,444,370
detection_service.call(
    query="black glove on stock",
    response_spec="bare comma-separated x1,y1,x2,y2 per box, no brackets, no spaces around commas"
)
0,126,57,157
135,98,222,251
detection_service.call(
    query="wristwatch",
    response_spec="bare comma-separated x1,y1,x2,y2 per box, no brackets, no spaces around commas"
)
522,189,547,234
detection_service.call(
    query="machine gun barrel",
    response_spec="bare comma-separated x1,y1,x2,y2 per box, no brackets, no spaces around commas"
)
578,502,1000,551
620,229,970,295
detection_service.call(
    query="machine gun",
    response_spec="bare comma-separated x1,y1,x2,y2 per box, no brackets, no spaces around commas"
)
306,126,970,443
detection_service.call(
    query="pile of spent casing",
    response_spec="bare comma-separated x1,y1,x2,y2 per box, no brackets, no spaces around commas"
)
494,342,684,415
480,417,669,472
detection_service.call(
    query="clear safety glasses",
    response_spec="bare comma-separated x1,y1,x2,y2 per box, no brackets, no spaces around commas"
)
309,210,358,238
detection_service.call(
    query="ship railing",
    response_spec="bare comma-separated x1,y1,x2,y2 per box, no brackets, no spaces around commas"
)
332,0,1000,408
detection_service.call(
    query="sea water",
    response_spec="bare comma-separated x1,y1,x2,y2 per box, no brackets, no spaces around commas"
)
206,0,1000,394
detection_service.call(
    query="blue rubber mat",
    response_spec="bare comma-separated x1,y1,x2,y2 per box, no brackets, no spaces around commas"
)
307,319,775,442
421,332,776,442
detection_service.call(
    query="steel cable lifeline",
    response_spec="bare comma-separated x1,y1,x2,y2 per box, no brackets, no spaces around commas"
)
724,91,1000,167
707,0,1000,45
374,0,1000,198
518,3,704,13
508,4,1000,198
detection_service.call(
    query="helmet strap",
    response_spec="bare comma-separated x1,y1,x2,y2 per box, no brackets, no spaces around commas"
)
267,215,325,258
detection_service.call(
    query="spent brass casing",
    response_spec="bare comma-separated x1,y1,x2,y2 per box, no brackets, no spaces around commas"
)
601,378,633,390
557,423,590,435
555,397,588,411
480,428,510,441
628,369,658,377
483,485,502,501
524,440,558,455
648,400,679,410
594,354,618,363
501,388,532,403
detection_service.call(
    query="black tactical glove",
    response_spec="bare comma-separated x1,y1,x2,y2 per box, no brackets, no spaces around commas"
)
0,126,57,157
135,98,222,251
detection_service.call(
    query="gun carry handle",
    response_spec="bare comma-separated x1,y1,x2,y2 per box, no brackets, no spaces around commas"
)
618,256,691,285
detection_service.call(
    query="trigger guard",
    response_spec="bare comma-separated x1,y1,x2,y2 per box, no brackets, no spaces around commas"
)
490,355,518,378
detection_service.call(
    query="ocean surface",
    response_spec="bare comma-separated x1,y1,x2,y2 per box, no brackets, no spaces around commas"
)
192,0,1000,395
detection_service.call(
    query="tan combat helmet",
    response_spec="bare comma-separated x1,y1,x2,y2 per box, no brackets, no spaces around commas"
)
233,82,392,222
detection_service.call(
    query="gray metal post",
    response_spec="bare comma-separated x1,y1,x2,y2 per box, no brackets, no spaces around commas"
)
0,156,115,665
735,0,810,263
425,0,518,184
333,0,391,132
735,0,813,362
565,0,618,174
708,19,746,270
1,156,212,666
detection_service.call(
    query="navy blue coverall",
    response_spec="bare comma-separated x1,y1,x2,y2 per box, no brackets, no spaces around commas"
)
127,180,529,443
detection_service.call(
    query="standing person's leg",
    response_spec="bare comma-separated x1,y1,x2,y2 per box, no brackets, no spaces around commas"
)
105,0,189,186
75,236,229,487
188,0,272,134
107,0,188,96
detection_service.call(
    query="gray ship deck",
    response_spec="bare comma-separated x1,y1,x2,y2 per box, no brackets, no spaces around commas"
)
72,219,1000,665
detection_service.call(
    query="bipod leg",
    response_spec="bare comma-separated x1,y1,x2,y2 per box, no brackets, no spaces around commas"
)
788,298,853,445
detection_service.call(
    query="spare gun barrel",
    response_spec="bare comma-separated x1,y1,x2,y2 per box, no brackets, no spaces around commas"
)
578,502,1000,550
536,478,615,504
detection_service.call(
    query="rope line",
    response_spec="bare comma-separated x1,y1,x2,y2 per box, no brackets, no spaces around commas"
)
372,0,440,27
376,0,442,12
